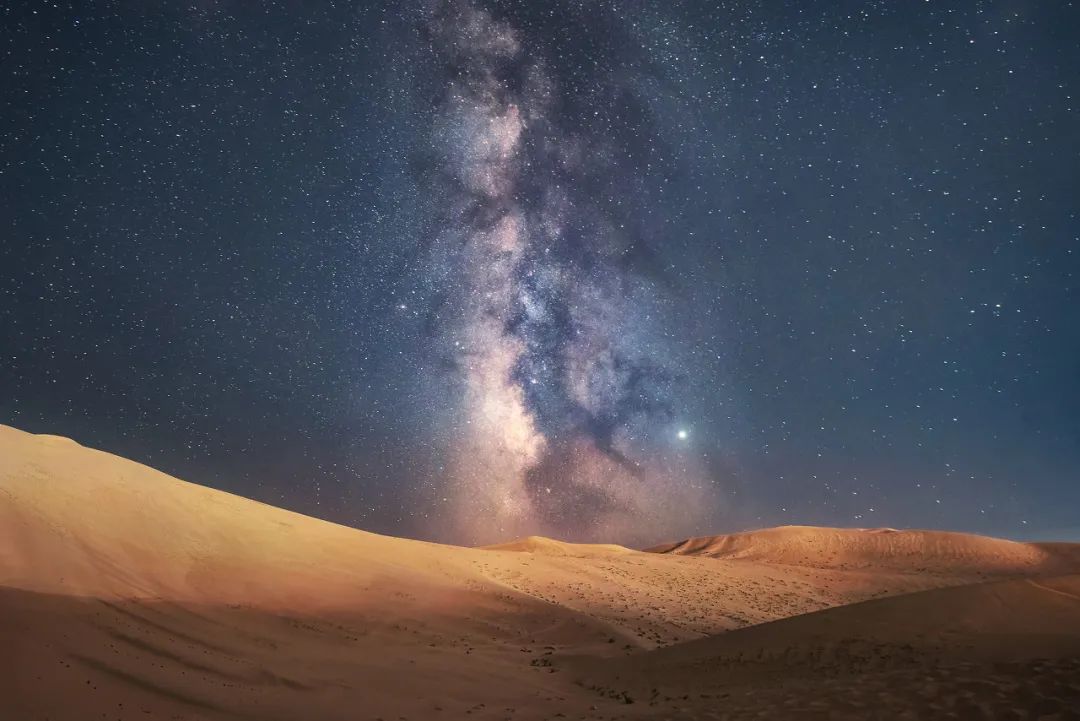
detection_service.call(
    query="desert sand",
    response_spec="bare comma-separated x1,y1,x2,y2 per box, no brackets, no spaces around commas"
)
2,423,1079,720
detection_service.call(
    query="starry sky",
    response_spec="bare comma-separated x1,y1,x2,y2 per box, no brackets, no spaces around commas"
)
2,0,1078,545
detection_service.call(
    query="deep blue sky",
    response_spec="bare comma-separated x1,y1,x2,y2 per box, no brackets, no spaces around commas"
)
2,0,1077,544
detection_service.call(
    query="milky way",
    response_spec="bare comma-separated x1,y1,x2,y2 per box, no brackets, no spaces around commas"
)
415,0,712,544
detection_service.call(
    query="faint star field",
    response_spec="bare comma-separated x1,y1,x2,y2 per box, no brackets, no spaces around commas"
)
1,0,1078,544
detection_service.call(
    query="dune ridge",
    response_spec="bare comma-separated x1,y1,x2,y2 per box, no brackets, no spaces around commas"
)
648,524,1080,575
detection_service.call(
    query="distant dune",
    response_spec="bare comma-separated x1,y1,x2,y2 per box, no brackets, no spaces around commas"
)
2,423,1079,720
648,524,1080,575
482,535,633,556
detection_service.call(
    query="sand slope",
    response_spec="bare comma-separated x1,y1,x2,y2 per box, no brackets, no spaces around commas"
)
2,423,1079,720
580,574,1080,719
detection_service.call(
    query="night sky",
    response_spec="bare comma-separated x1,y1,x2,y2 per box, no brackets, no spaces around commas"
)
2,0,1078,545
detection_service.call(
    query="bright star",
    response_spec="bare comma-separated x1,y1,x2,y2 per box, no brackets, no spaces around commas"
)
677,429,689,440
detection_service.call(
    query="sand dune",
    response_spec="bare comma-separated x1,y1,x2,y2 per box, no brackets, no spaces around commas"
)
580,574,1080,718
648,524,1080,576
483,536,633,556
2,423,1079,720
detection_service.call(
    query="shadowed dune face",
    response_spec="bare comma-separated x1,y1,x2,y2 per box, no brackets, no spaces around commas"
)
0,586,629,721
577,574,1080,719
3,423,1080,721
